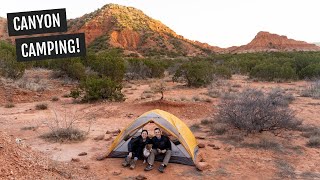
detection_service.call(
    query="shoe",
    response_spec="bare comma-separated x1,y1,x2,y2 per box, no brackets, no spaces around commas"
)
122,157,130,167
122,161,129,167
130,160,136,169
144,164,153,171
158,164,166,173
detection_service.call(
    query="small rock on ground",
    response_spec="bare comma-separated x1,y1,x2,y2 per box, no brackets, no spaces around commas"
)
93,134,105,141
196,162,211,171
96,155,107,161
198,143,205,148
81,165,90,170
104,136,112,141
208,144,220,150
71,158,80,162
136,174,147,180
196,136,206,140
78,152,88,156
112,169,122,176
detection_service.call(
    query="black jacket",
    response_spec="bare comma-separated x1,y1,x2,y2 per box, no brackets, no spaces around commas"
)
151,135,172,150
128,135,151,153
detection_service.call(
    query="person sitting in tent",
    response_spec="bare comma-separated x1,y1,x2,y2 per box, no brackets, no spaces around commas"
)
122,130,151,169
144,128,172,173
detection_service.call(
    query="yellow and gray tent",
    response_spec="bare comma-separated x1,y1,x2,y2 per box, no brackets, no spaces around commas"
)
107,109,199,166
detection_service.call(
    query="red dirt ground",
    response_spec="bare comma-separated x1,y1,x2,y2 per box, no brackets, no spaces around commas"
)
0,70,319,179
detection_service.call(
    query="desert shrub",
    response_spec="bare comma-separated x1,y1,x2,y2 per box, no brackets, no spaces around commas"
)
173,60,231,87
150,81,166,100
35,103,48,110
143,59,166,78
207,51,320,80
0,41,25,79
62,93,71,98
301,127,320,148
173,61,215,87
87,50,125,82
215,88,301,133
35,58,86,80
275,160,296,179
301,80,320,99
189,123,201,132
179,96,188,101
51,96,59,101
299,63,320,79
16,75,48,92
50,70,65,79
21,126,38,131
268,88,295,106
40,109,95,142
40,128,86,142
210,123,228,135
301,127,320,138
65,61,86,80
126,58,149,79
4,102,15,108
87,35,110,52
207,89,221,98
125,58,166,79
79,75,124,102
242,138,283,152
307,136,320,148
214,66,232,79
250,62,297,81
229,58,260,74
192,96,201,102
70,89,81,99
200,119,211,125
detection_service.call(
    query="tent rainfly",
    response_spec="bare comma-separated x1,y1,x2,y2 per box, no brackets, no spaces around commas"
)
107,109,199,166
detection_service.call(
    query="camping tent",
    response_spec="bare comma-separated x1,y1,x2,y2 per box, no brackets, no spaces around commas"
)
107,109,199,166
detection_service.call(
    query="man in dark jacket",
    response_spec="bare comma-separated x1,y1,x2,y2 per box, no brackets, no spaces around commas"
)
144,128,172,173
122,130,150,169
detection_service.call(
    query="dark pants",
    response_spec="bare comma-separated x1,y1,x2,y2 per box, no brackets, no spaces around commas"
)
125,146,143,163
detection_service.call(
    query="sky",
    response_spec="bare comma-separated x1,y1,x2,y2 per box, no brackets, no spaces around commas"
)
1,0,320,48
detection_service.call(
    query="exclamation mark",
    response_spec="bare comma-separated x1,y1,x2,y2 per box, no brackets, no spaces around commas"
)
76,38,80,53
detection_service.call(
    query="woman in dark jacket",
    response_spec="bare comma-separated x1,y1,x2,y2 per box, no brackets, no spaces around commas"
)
122,130,150,169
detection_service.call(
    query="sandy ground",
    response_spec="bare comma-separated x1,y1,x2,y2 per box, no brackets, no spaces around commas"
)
0,69,320,179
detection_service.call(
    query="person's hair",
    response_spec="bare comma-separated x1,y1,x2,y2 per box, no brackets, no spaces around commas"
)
141,130,148,135
154,128,161,132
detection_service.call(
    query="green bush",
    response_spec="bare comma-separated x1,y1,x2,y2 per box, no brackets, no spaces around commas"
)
214,66,232,79
0,41,25,79
173,61,230,87
88,50,125,82
250,62,297,81
126,58,149,79
143,59,165,78
87,35,110,52
80,75,124,102
64,61,86,80
33,58,85,80
126,58,166,79
70,89,81,99
173,61,214,87
299,64,320,79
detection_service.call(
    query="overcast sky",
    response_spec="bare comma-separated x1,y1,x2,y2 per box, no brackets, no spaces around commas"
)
1,0,319,47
